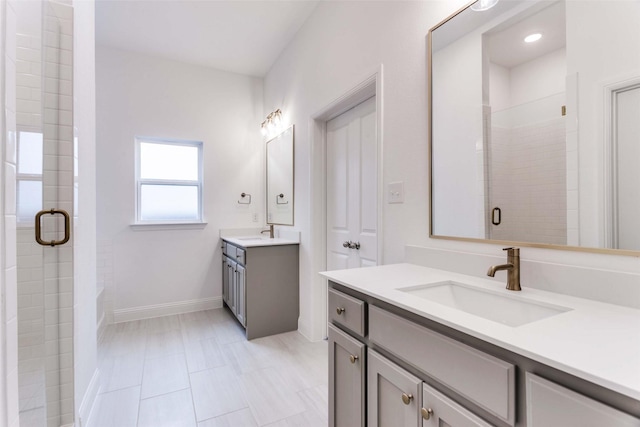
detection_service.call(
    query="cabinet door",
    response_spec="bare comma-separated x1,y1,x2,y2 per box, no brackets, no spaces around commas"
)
222,257,229,305
368,349,422,427
328,324,365,427
526,373,640,427
421,383,493,427
235,263,246,327
228,260,236,315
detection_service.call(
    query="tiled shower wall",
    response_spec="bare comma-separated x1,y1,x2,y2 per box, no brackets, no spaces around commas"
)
489,117,567,245
42,3,75,425
2,0,20,426
15,30,47,426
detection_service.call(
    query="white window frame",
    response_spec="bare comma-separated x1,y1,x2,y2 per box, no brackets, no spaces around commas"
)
134,136,204,226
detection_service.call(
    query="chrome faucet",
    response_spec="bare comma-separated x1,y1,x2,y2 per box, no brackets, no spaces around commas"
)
260,224,274,239
487,247,521,291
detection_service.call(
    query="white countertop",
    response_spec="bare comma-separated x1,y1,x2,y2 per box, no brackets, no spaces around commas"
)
320,263,640,401
222,235,299,248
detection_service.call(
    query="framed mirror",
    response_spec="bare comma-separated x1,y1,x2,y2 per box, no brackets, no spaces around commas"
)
428,0,640,254
266,125,294,225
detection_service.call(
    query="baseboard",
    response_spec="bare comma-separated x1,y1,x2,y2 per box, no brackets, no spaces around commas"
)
113,297,223,323
78,369,100,427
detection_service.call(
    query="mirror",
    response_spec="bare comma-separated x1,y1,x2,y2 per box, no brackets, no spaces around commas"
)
429,0,640,254
266,125,294,225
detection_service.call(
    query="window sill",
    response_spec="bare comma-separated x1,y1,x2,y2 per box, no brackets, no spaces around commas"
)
130,222,208,231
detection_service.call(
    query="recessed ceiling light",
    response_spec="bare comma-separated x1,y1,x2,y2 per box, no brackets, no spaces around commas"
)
524,33,542,43
471,0,499,12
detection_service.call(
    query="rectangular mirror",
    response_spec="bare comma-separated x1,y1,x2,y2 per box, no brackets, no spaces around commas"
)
429,0,640,254
267,125,294,225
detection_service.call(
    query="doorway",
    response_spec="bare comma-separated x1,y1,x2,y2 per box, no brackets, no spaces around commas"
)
309,67,383,341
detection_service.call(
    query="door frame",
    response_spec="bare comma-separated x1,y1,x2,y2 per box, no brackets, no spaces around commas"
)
602,75,640,249
309,65,384,340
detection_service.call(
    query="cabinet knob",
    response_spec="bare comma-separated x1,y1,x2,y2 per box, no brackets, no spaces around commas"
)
336,307,345,315
349,354,359,364
421,407,433,420
401,393,413,405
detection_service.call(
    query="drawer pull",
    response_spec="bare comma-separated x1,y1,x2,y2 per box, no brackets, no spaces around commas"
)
336,307,345,315
401,393,413,405
421,407,434,420
349,354,359,364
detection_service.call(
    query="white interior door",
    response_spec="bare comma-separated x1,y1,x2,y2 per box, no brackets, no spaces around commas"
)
326,96,377,271
615,85,640,250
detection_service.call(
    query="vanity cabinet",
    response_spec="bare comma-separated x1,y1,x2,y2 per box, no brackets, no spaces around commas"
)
327,281,640,427
221,240,299,339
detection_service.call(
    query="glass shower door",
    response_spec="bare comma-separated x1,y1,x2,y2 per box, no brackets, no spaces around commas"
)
15,1,75,426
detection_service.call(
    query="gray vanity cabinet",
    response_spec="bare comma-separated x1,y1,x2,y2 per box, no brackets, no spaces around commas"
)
221,240,299,339
368,349,422,427
328,324,365,427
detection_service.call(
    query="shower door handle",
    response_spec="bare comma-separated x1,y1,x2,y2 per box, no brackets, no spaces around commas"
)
35,209,71,247
491,207,501,226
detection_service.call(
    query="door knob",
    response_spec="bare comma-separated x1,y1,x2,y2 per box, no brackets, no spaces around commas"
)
401,393,413,405
348,241,361,250
343,241,350,248
421,407,434,420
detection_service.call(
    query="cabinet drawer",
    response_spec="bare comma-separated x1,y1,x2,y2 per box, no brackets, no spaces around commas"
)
526,373,640,427
221,241,227,255
328,288,366,337
422,383,492,427
235,247,246,265
369,305,515,425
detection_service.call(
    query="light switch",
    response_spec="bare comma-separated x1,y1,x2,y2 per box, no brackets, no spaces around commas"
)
388,181,404,204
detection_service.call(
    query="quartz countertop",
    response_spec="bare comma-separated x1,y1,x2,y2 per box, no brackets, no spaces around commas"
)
320,263,640,401
222,235,299,248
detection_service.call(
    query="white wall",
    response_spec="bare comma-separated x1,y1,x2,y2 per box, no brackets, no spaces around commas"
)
96,46,264,318
73,0,99,425
263,0,640,341
510,47,566,107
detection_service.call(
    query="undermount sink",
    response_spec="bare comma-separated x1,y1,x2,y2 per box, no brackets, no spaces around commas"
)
398,281,571,327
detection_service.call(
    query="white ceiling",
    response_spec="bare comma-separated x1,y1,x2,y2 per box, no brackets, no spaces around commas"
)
95,0,321,77
487,2,565,69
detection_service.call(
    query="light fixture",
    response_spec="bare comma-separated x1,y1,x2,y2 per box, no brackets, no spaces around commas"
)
471,0,499,12
260,109,283,138
524,33,542,43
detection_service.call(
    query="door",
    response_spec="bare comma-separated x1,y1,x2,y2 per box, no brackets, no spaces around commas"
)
14,1,76,425
368,349,422,427
614,85,640,250
421,383,493,427
235,263,246,326
227,259,237,315
328,324,365,427
326,96,378,271
222,256,230,305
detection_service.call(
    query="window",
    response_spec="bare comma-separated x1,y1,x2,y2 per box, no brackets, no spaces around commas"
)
17,130,44,224
135,137,203,223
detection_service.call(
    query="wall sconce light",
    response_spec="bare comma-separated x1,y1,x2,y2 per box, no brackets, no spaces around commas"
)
261,109,283,138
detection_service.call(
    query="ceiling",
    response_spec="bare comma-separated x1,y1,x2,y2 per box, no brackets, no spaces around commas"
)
487,2,566,68
95,0,321,77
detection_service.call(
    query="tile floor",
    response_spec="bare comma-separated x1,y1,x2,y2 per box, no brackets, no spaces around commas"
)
87,308,328,427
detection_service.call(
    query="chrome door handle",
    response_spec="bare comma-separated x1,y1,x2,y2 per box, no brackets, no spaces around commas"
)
348,241,360,250
35,209,70,247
